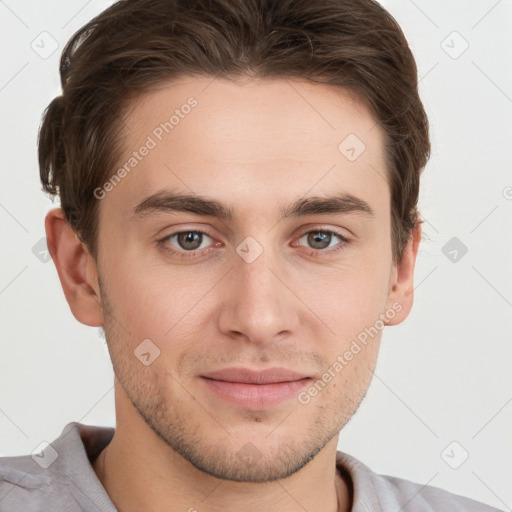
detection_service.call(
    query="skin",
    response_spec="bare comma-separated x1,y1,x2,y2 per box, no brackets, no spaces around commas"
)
45,76,421,512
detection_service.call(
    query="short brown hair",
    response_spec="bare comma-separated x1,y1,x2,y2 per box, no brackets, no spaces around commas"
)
39,0,430,263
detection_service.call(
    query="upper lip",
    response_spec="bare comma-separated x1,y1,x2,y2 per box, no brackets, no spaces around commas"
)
201,367,310,384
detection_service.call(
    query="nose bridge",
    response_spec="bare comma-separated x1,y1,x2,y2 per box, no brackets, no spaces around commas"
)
237,247,280,304
217,237,298,343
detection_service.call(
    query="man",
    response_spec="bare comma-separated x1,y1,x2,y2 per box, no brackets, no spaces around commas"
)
0,0,502,510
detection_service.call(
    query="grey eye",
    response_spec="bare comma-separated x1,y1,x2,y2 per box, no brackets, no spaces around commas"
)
305,231,334,250
176,231,206,250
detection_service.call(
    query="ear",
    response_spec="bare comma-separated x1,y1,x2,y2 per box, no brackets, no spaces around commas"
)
384,223,422,326
44,207,104,327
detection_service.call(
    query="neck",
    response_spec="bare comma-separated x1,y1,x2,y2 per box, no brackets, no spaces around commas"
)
92,416,351,512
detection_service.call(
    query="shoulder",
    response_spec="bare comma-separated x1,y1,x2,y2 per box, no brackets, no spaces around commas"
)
0,422,115,512
336,451,503,512
381,473,501,511
0,452,70,512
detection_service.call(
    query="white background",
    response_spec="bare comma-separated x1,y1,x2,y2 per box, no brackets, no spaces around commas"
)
0,0,511,509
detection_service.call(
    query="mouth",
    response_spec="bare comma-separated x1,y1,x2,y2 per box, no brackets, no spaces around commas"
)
199,367,312,410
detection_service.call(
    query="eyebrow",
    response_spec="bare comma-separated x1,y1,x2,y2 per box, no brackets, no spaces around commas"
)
131,189,375,221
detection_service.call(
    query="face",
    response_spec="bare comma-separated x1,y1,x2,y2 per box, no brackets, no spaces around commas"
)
93,76,400,482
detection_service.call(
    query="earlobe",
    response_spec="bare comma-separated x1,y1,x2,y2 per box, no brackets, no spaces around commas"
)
384,223,422,326
45,208,104,327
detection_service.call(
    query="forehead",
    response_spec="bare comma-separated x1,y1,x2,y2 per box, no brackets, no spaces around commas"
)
104,76,388,220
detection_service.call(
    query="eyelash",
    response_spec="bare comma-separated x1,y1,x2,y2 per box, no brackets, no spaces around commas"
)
157,228,351,260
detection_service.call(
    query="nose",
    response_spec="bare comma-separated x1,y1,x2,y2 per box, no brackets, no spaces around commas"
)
217,242,300,345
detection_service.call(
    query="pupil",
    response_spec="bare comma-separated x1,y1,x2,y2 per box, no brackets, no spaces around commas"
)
308,232,331,249
178,232,202,250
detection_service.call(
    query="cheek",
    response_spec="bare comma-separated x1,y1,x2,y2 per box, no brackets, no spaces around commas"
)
297,251,391,372
304,257,391,329
104,254,219,342
298,334,380,415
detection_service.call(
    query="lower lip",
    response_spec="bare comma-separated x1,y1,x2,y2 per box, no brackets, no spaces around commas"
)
200,377,311,409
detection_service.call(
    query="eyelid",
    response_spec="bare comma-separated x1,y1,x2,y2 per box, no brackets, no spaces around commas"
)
292,227,350,255
295,224,350,239
157,228,218,250
157,225,352,259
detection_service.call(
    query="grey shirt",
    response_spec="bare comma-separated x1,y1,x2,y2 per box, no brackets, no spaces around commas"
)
0,422,502,511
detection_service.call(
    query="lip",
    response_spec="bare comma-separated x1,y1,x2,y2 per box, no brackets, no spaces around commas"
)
199,367,311,410
201,367,309,384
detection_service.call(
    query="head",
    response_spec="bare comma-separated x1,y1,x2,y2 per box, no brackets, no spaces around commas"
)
41,0,429,483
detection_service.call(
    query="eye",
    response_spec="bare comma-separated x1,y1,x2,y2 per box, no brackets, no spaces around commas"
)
296,230,349,253
157,227,350,260
158,230,216,257
173,231,211,251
